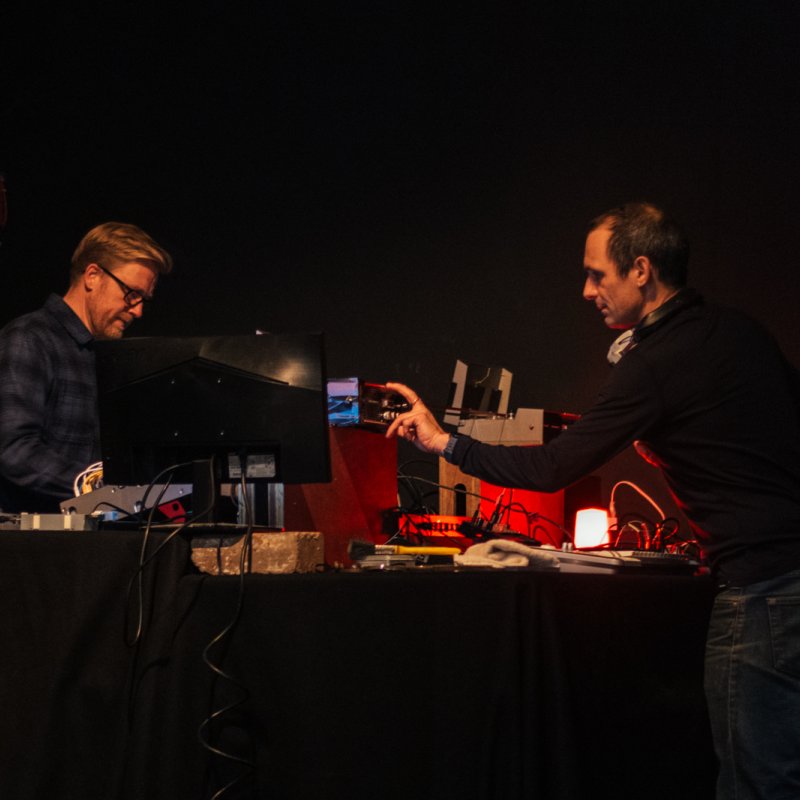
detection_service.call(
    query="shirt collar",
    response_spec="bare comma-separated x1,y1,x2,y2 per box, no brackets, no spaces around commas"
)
45,293,94,347
632,287,703,344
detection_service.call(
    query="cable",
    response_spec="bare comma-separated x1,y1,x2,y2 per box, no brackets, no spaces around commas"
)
395,472,573,545
397,472,427,512
399,470,699,555
121,456,265,798
124,458,215,743
520,509,573,545
72,460,103,496
124,458,219,648
609,480,665,521
395,472,493,505
612,518,648,550
120,455,256,796
398,459,440,474
198,458,256,799
124,465,183,648
505,501,543,541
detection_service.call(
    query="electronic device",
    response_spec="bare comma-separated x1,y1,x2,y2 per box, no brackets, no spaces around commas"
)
455,408,580,444
60,483,191,516
542,546,700,575
613,549,700,570
327,378,410,430
443,359,512,426
94,333,331,523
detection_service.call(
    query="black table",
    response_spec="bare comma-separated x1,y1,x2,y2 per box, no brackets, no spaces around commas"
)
0,531,717,799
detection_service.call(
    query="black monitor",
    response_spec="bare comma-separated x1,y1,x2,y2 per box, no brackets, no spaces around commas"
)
95,333,331,520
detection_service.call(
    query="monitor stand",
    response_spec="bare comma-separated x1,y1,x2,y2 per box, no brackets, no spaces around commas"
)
191,458,284,528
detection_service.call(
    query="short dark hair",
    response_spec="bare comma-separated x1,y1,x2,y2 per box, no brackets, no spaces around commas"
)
588,202,689,288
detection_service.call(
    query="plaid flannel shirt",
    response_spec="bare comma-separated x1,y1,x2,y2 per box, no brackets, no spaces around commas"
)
0,294,99,512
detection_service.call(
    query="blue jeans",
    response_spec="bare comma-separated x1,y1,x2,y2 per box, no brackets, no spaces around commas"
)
704,568,800,800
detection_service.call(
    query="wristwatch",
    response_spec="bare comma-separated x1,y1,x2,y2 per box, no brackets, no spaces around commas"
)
442,434,459,462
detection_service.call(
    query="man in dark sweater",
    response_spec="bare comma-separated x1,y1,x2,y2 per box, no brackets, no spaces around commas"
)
386,202,800,800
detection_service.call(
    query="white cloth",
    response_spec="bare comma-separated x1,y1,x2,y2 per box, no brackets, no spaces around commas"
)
454,539,560,569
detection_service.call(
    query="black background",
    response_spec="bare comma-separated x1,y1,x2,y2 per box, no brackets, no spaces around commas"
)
3,1,799,519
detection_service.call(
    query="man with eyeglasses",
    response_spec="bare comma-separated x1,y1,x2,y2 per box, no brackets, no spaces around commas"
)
0,222,173,513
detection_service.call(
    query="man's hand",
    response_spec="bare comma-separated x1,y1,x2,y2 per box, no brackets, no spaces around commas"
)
385,382,451,455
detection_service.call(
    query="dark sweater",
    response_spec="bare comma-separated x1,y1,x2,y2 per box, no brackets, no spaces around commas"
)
449,295,800,585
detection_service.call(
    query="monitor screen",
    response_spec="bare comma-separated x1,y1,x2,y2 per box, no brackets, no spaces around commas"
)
94,333,331,489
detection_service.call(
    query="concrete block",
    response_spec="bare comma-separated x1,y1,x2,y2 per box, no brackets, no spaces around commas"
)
191,530,324,575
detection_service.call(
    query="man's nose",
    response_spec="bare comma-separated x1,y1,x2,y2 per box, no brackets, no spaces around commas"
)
582,277,596,301
129,302,145,319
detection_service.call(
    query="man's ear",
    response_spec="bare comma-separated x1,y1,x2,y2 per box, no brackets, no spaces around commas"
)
82,263,101,290
631,255,655,287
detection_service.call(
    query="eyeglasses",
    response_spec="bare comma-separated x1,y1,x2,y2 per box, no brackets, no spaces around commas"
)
96,264,152,307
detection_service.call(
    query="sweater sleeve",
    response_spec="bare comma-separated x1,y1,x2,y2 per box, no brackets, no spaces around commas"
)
449,350,663,492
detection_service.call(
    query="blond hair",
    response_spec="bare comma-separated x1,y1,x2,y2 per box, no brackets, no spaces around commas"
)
70,222,173,283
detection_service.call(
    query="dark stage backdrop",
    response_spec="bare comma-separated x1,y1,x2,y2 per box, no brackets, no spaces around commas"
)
3,1,799,519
